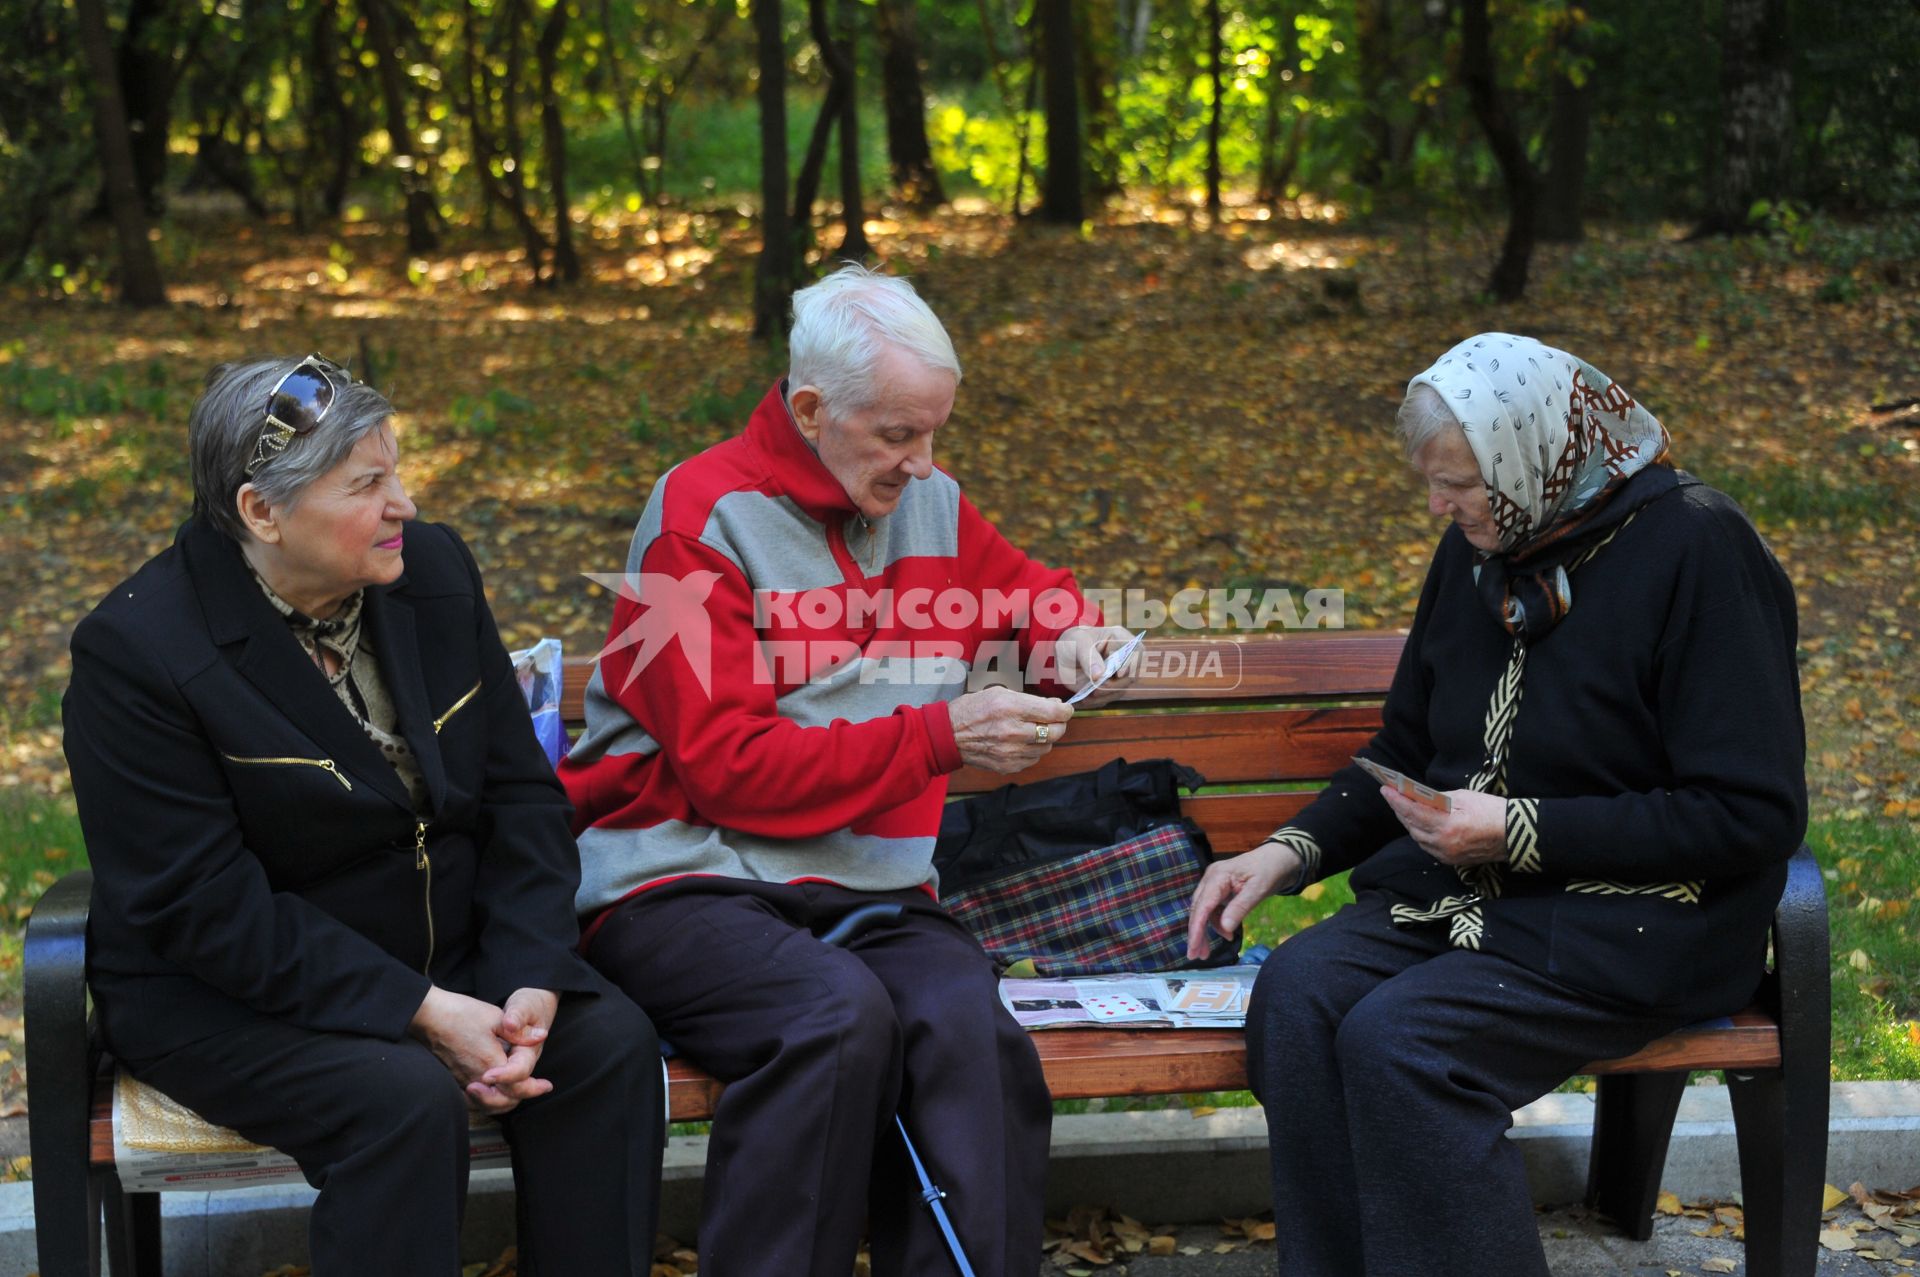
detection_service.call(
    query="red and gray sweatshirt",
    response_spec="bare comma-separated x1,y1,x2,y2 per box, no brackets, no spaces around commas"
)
561,382,1097,928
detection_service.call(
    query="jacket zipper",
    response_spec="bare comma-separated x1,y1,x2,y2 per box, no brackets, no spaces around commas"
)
415,818,434,974
221,753,353,792
432,680,482,734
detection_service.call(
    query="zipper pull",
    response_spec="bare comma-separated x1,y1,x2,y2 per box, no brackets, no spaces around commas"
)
414,820,428,870
320,760,353,792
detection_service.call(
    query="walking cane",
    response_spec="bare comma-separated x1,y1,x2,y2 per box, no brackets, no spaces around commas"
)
816,903,979,1277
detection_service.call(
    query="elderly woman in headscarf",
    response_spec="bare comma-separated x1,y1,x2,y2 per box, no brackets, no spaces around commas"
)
62,356,664,1275
1187,333,1806,1276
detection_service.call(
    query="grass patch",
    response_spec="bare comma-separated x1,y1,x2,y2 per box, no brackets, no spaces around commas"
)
1698,459,1910,529
0,351,181,427
0,791,87,1011
1818,816,1920,1081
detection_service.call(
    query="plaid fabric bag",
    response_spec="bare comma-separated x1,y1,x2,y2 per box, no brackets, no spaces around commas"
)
941,822,1229,976
934,758,1237,976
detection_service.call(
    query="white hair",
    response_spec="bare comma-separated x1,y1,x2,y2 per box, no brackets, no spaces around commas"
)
789,262,961,415
1395,381,1463,458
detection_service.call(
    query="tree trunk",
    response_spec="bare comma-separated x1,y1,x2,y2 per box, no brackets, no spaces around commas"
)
873,0,945,208
1697,0,1793,235
792,75,848,255
1036,0,1083,224
536,1,579,282
1459,0,1535,301
74,0,168,306
457,0,551,278
753,0,800,338
1354,0,1391,189
1537,29,1593,243
1256,3,1302,206
1075,0,1121,199
360,0,438,252
311,0,359,217
117,0,174,215
831,0,870,259
1205,0,1223,220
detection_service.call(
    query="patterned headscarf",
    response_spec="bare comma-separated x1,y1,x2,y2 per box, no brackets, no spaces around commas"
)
1408,333,1674,638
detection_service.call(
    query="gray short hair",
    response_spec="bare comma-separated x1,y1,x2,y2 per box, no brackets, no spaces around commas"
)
789,262,961,416
1395,382,1463,458
190,357,395,541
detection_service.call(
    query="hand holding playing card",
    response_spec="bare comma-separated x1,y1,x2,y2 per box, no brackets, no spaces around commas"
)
1379,785,1508,867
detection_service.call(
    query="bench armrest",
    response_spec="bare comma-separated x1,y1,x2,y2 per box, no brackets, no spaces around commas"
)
1768,845,1829,1076
25,870,98,1178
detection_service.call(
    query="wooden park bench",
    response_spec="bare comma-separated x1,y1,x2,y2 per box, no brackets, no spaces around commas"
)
25,632,1830,1277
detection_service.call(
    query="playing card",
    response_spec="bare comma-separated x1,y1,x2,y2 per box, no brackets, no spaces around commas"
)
1352,755,1454,813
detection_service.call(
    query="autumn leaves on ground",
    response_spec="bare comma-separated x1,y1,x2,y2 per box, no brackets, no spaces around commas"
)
2,199,1918,1080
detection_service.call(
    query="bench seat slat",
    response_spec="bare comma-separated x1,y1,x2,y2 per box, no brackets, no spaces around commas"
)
87,1005,1785,1160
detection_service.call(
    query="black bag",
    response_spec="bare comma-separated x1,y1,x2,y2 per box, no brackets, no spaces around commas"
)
933,758,1239,975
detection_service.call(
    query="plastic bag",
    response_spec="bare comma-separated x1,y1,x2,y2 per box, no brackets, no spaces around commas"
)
510,637,567,767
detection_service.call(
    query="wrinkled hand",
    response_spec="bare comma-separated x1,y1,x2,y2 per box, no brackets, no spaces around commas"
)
1381,787,1508,867
1186,840,1303,960
949,686,1073,773
408,986,555,1115
475,987,560,1107
1056,625,1140,707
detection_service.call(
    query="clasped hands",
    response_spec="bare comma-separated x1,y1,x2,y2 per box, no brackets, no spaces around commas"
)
409,985,559,1114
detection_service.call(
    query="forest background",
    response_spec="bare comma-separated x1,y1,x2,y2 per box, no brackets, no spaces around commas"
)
0,0,1916,1137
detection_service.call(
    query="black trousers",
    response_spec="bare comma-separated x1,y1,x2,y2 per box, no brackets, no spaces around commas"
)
588,879,1053,1277
1246,894,1687,1277
125,974,665,1277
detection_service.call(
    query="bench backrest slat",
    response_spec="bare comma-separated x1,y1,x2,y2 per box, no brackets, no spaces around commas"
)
554,633,1403,725
950,707,1382,793
555,634,1396,858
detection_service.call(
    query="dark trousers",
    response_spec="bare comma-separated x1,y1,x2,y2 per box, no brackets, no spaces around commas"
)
1246,894,1686,1277
125,975,665,1277
588,879,1053,1277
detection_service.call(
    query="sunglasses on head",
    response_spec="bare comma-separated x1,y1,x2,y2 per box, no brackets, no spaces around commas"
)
245,354,349,477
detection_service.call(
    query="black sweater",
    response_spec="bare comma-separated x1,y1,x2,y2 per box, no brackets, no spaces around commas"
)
1288,474,1807,1020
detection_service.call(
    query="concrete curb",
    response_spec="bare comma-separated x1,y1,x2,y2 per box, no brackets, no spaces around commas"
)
2,1081,1915,1276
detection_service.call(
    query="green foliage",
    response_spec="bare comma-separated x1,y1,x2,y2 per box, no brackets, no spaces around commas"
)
4,0,1916,287
0,1,92,283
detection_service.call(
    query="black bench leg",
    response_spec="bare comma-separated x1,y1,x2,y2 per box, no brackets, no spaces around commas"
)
103,1178,162,1277
28,1164,102,1277
1585,1071,1688,1240
1728,1066,1825,1277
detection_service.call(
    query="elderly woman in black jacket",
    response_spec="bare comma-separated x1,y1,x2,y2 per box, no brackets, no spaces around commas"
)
1188,333,1807,1277
63,357,664,1275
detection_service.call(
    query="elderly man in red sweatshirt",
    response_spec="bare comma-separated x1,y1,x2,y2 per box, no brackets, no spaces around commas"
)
560,263,1131,1277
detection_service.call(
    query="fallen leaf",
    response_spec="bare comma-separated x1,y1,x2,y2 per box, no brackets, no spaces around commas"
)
1702,1260,1737,1273
1828,1184,1855,1211
1823,1228,1859,1251
1657,1191,1684,1215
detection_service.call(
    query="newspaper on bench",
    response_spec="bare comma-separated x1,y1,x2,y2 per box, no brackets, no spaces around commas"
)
110,1071,511,1192
999,967,1261,1030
